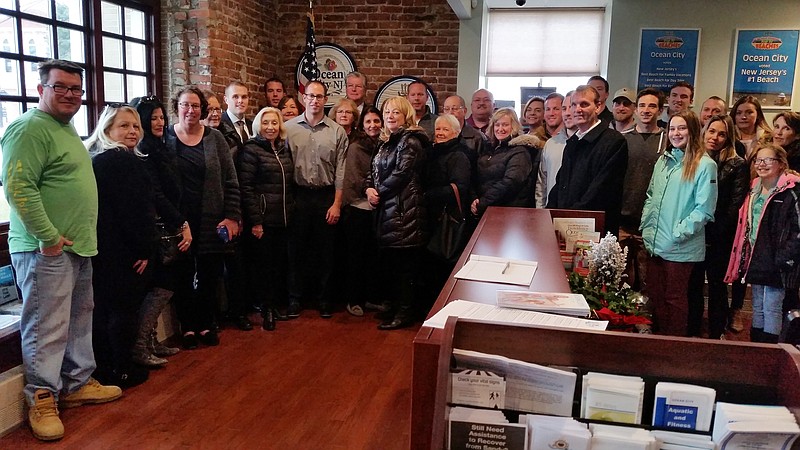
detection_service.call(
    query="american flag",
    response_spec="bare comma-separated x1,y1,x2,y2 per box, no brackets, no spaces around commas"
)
298,12,320,96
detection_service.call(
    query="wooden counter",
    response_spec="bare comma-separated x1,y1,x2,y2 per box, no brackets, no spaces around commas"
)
411,207,574,449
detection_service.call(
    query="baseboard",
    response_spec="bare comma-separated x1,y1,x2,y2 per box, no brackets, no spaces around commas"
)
0,365,24,437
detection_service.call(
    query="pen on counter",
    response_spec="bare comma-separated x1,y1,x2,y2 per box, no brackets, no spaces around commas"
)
501,261,511,274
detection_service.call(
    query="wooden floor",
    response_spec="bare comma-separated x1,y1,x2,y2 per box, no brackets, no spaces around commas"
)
0,310,420,449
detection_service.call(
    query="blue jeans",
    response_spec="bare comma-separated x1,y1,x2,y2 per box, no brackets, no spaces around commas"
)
12,251,95,404
751,284,784,335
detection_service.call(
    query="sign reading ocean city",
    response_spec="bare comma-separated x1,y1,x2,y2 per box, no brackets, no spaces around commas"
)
731,29,799,109
294,43,357,109
637,29,701,94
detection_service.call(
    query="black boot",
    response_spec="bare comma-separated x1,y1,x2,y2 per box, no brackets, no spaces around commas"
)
761,332,780,343
262,309,276,331
750,327,764,342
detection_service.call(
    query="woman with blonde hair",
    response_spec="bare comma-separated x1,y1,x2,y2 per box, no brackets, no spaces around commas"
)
328,98,359,137
726,143,800,342
87,104,156,387
641,111,718,336
238,107,294,331
687,115,749,339
470,107,536,217
365,96,428,330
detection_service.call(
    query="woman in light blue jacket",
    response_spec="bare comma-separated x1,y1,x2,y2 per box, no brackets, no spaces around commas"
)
640,110,718,336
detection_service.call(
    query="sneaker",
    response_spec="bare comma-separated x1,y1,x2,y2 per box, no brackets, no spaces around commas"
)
28,389,64,441
59,378,122,409
346,304,364,317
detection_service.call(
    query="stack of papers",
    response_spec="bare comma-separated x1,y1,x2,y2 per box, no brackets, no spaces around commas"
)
712,402,800,449
454,255,538,286
0,314,20,339
652,382,716,432
589,424,658,450
453,349,577,416
520,414,591,450
651,430,714,449
497,290,591,317
423,299,607,331
581,372,645,425
448,407,527,450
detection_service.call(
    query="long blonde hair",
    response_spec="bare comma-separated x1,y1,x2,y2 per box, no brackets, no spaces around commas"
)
669,110,704,181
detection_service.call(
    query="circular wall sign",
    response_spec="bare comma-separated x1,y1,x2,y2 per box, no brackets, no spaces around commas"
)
373,76,437,114
295,42,357,109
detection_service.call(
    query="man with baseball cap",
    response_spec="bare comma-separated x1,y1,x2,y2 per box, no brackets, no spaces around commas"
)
612,88,636,133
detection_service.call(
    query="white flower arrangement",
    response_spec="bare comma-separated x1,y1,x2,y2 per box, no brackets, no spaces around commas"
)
586,232,629,290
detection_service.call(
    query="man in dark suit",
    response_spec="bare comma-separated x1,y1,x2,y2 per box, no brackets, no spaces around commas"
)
547,84,628,236
220,81,253,146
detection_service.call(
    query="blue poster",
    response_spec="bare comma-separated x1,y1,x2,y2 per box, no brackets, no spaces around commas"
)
732,29,799,108
637,29,700,94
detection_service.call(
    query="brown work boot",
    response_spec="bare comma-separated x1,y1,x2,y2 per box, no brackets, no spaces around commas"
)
28,389,64,441
60,377,122,409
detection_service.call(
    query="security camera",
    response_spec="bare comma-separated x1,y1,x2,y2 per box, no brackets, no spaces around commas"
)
516,0,526,5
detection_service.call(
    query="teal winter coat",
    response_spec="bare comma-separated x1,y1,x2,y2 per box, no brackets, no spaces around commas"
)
640,148,718,262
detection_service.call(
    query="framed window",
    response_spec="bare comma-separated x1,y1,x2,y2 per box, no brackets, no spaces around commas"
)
0,0,160,138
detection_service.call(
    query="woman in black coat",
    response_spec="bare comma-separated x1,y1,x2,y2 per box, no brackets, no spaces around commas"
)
422,114,471,302
341,106,382,316
687,115,749,339
129,95,187,367
470,108,534,217
86,105,156,388
365,96,428,330
237,107,294,331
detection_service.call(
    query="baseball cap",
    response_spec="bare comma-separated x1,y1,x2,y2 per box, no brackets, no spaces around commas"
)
613,88,636,104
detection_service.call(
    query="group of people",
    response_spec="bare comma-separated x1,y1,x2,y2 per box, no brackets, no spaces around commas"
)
3,57,800,442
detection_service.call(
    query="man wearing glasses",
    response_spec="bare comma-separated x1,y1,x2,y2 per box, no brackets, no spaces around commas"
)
1,59,122,441
285,80,348,319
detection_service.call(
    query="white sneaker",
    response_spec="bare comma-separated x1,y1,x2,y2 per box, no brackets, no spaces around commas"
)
346,304,364,317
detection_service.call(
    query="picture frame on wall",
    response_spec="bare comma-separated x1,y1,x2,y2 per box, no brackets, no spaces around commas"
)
730,29,799,110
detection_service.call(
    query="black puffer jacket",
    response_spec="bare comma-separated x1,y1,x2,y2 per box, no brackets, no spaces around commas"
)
744,178,800,289
475,136,533,215
786,139,800,173
424,137,471,225
237,137,294,228
707,154,749,249
367,128,428,248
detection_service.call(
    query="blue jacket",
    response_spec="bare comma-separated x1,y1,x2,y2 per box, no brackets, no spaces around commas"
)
640,148,718,262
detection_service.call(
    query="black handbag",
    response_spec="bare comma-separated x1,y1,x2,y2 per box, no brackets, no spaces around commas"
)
427,183,468,262
156,222,184,266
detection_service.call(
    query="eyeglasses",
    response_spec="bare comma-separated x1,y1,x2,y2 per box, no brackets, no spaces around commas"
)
207,107,222,114
304,94,326,101
336,110,354,115
442,106,463,113
178,102,202,111
753,157,778,166
43,83,84,96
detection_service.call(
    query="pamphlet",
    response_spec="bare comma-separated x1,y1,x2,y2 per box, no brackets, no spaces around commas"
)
496,290,590,317
454,255,538,286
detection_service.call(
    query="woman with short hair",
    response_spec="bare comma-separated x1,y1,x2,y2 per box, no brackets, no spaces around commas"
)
237,107,294,331
87,104,155,387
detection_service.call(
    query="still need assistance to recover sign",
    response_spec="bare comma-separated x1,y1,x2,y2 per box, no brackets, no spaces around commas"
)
732,29,799,107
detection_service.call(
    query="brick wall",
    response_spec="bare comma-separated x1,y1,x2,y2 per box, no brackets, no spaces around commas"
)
161,0,460,113
161,0,279,112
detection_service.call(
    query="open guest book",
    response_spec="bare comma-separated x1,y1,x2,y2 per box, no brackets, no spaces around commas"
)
454,255,538,286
